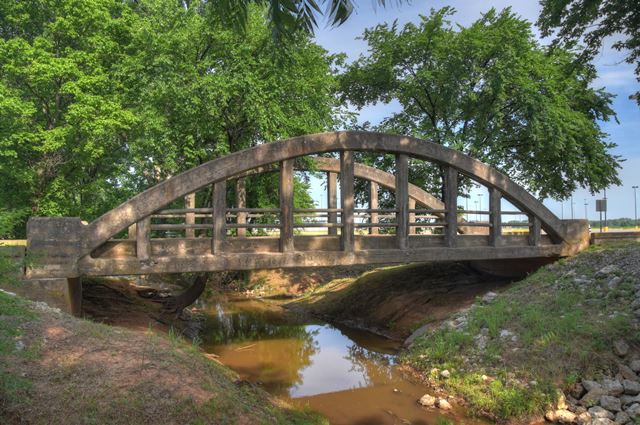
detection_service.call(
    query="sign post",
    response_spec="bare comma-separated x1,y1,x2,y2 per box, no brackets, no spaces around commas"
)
596,199,607,233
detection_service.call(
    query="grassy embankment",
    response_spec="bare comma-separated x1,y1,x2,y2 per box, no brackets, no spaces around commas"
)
290,243,640,422
0,289,325,425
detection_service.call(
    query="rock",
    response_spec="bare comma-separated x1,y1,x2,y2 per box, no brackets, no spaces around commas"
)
499,329,514,339
404,323,430,347
625,402,640,417
608,276,623,289
591,419,615,425
575,278,592,285
614,340,630,357
585,418,616,425
589,406,615,419
481,292,497,303
576,411,592,425
623,379,640,395
630,360,640,373
603,379,625,396
441,370,451,379
618,364,638,382
596,265,619,277
474,334,488,350
557,392,569,410
599,395,622,412
582,389,607,406
14,340,25,351
571,383,587,399
620,394,640,406
614,411,630,424
554,409,576,424
584,380,604,392
418,394,436,407
436,398,451,410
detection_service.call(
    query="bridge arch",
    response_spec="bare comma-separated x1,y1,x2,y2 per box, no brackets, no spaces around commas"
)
81,130,566,258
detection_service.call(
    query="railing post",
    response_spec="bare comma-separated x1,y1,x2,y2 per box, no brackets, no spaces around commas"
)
212,181,227,254
280,159,294,252
127,223,137,240
185,192,196,238
236,178,247,237
528,215,541,246
136,217,151,260
370,181,379,235
489,187,502,246
444,166,458,248
396,154,409,249
340,151,354,252
327,172,338,236
409,198,416,235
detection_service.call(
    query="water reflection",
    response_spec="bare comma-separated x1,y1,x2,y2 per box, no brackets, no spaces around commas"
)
200,295,487,425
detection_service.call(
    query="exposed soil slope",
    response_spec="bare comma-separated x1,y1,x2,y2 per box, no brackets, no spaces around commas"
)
0,290,324,425
286,262,512,339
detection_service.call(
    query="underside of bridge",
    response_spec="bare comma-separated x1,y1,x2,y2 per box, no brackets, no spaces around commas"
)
25,131,590,314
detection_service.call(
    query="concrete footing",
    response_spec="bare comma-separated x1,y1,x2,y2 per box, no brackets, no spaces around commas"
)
3,277,83,316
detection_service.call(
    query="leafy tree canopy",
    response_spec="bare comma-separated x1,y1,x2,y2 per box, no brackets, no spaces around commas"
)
0,0,341,236
537,0,640,104
341,7,621,200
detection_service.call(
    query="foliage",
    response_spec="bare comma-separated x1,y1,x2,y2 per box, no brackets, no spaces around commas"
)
0,0,340,236
341,7,620,200
537,0,640,105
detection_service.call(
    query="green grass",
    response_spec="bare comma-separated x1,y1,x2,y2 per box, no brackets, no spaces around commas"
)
402,243,640,422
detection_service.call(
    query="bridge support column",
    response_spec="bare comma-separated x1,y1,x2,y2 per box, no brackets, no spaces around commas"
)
280,159,294,252
444,166,458,248
136,217,150,261
212,181,227,254
370,181,379,235
327,172,338,236
528,215,541,246
66,277,82,317
396,154,408,249
340,151,354,252
489,187,502,246
185,192,196,238
236,179,247,237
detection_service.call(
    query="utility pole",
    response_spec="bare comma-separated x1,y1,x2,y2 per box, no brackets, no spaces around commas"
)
561,201,564,220
571,196,575,219
465,196,469,221
474,200,478,222
478,193,483,222
584,199,588,220
633,186,638,229
604,188,608,232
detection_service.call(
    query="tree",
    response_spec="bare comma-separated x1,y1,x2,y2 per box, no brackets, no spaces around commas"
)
341,7,620,200
0,0,137,225
537,0,640,104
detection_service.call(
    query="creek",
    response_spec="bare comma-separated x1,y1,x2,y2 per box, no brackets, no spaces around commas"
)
200,294,488,425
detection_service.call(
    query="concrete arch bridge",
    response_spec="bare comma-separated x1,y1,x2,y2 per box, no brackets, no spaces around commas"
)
26,131,589,312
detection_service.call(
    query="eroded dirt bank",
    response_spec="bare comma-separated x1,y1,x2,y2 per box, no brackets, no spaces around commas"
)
0,290,324,425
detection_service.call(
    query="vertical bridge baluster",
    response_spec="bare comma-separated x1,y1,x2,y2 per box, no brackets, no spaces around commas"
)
280,159,294,252
185,192,196,238
528,215,541,246
408,198,416,235
236,178,247,237
396,154,408,249
212,181,226,254
340,151,354,252
444,166,458,248
327,172,338,236
369,181,379,235
136,217,150,260
489,187,502,246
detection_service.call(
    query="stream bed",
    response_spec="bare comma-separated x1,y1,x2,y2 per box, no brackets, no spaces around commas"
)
200,294,487,425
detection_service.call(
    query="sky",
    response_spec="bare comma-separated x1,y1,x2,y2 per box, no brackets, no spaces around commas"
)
306,0,639,221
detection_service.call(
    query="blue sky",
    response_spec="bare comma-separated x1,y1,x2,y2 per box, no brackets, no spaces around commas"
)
308,0,639,220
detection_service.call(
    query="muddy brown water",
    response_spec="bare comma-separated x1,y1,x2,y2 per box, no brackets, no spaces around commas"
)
200,295,489,425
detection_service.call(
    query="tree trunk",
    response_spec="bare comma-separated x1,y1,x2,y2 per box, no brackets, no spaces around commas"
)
160,273,207,315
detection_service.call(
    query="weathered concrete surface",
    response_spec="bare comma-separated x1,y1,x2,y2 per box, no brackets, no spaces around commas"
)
590,231,640,245
24,131,589,284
